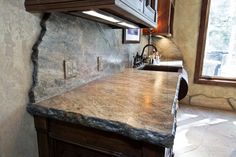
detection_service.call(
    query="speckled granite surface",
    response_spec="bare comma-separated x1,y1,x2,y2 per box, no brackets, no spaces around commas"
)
32,13,147,103
27,69,180,148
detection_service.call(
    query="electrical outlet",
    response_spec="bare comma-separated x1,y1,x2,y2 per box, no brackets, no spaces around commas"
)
97,56,104,71
64,60,77,79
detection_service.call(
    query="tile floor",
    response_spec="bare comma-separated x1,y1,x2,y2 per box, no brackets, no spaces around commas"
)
174,104,236,157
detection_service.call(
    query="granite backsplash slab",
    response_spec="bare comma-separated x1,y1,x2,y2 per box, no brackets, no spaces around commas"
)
31,13,147,103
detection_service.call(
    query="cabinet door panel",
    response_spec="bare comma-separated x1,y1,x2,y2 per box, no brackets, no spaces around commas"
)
49,120,142,157
53,140,120,157
144,5,156,22
120,0,144,13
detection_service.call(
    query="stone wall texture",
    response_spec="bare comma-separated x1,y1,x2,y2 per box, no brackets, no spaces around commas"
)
0,0,41,157
33,13,147,102
173,0,236,111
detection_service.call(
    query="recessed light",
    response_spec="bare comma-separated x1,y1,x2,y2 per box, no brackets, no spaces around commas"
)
118,22,138,28
82,10,120,23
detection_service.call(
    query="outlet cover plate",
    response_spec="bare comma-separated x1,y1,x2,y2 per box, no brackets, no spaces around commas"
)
97,56,104,71
64,60,77,79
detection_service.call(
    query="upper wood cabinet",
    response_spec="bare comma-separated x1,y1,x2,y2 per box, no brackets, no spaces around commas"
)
24,0,158,28
143,0,175,36
121,0,144,13
144,0,158,22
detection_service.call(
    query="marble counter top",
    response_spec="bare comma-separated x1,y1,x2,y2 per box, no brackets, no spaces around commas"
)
27,69,180,148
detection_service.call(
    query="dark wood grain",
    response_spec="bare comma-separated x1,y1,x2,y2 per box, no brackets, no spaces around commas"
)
34,116,50,157
194,0,210,84
143,0,174,36
52,140,119,157
49,119,143,157
34,116,169,157
24,0,157,28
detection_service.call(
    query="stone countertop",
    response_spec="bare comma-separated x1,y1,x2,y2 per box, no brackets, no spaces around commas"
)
27,69,180,148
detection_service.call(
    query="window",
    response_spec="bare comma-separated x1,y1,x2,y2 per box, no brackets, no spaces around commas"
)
194,0,236,86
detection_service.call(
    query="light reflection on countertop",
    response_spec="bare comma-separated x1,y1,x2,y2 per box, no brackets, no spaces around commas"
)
154,60,183,67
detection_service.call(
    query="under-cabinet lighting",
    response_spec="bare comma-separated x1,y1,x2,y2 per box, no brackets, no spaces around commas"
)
82,10,120,23
118,22,138,28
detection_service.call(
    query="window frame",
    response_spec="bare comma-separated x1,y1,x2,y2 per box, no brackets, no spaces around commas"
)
194,0,236,87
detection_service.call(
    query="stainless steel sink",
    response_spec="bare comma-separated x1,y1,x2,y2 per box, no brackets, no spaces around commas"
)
138,64,181,72
137,64,188,101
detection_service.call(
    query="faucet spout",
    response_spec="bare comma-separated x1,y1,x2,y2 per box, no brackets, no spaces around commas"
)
133,44,158,68
141,44,157,58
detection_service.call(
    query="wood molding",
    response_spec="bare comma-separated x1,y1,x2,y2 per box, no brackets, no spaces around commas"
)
33,116,169,157
194,0,236,87
194,0,210,84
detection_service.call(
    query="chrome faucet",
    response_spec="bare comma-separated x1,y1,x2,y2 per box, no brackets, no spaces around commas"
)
141,44,157,58
133,44,158,68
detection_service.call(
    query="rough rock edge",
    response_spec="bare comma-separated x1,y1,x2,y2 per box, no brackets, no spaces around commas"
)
27,104,175,148
29,13,51,103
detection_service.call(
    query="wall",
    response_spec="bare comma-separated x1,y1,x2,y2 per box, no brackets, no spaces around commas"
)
0,1,148,157
33,13,147,102
0,0,40,157
152,36,183,60
173,0,236,111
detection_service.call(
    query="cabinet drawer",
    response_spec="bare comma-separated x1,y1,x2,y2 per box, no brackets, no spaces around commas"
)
48,119,142,157
53,139,121,157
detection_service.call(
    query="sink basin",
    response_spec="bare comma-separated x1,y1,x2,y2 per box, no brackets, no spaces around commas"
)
137,64,188,101
138,64,181,72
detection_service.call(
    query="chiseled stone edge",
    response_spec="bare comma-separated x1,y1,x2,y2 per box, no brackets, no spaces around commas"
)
28,13,51,103
27,104,175,148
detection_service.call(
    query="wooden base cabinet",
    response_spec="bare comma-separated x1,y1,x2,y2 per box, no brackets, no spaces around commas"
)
34,116,173,157
53,140,118,157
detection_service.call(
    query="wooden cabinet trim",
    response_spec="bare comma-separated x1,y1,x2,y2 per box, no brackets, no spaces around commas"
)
25,0,158,28
33,116,168,157
143,0,174,36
